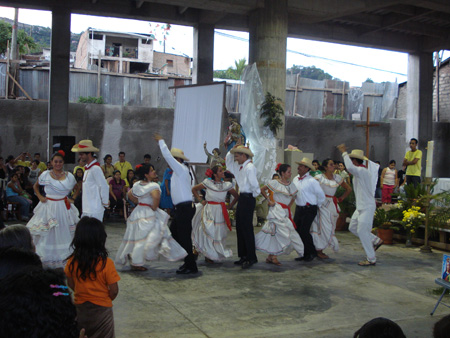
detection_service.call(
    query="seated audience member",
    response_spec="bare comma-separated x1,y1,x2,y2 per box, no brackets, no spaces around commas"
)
5,155,16,179
109,170,126,215
125,169,135,187
0,268,79,338
15,152,31,167
433,314,450,338
0,224,35,251
114,151,133,180
28,160,41,185
0,156,7,179
6,173,32,221
0,247,42,279
73,157,85,175
34,153,47,172
47,161,53,170
102,154,114,179
354,317,406,338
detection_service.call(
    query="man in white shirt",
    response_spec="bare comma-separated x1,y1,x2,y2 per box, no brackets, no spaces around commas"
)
226,145,261,269
71,140,109,221
337,145,382,266
293,157,326,262
155,133,197,274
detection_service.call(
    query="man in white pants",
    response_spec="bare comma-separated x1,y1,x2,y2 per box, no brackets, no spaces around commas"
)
337,145,383,266
72,140,109,221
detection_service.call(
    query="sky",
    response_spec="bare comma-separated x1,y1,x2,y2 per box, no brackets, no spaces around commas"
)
2,6,449,87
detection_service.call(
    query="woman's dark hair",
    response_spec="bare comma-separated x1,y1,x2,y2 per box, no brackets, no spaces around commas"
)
126,169,135,182
318,158,333,172
433,314,450,338
276,164,290,176
6,155,14,163
32,159,40,165
51,151,64,161
224,171,234,180
113,170,121,181
0,268,78,337
0,247,42,279
272,173,280,179
312,159,319,165
354,317,405,338
103,154,112,162
0,225,34,251
75,168,84,182
389,160,396,165
67,217,108,281
136,164,154,181
210,165,222,180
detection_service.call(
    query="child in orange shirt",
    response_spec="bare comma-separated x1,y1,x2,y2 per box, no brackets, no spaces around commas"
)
65,217,120,338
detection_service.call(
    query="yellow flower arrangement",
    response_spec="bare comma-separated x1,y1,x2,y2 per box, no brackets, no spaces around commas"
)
401,206,425,235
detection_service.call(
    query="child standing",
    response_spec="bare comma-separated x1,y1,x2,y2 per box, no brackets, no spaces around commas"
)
65,217,120,338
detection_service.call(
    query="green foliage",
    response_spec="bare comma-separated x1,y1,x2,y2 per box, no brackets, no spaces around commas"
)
373,208,401,231
323,115,344,120
260,92,284,136
286,65,334,80
0,21,36,55
336,182,356,215
78,96,104,104
364,78,374,83
213,58,247,80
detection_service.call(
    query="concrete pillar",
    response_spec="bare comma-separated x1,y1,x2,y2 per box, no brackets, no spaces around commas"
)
48,8,71,158
249,0,288,148
192,23,214,84
406,53,433,149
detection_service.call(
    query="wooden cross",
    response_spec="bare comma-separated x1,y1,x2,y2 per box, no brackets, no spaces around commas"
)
356,107,379,158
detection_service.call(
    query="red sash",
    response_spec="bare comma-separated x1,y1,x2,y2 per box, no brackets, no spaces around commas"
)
326,194,340,214
46,196,71,210
207,201,232,231
138,203,152,208
85,162,101,170
277,202,296,229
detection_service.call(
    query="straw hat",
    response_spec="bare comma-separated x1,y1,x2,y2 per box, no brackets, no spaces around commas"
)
171,148,189,161
348,149,368,161
230,145,254,157
295,157,315,171
71,140,100,152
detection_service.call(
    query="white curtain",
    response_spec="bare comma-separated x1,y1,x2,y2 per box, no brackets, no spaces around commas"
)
172,83,225,163
239,64,277,183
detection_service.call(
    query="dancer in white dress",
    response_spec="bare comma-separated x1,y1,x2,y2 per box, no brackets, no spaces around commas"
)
191,165,239,263
310,159,352,259
27,151,79,268
256,164,304,265
115,164,187,271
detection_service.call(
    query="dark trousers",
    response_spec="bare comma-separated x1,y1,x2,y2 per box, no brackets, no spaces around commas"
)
294,205,318,257
406,175,421,188
236,193,257,261
171,201,196,269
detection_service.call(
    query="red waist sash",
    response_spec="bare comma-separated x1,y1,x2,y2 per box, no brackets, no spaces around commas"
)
138,203,152,208
207,201,231,231
277,202,296,229
46,196,71,210
326,194,340,214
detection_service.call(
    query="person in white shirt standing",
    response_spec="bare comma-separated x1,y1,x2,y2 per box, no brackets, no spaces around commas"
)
226,145,261,269
154,133,198,274
337,145,383,266
71,140,109,221
293,158,326,262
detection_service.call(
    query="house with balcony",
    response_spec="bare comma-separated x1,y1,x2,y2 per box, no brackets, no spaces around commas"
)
74,28,155,73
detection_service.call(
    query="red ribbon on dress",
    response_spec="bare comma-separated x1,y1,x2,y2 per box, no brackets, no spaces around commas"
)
46,196,71,210
207,201,232,231
138,203,152,207
326,194,340,214
277,202,296,229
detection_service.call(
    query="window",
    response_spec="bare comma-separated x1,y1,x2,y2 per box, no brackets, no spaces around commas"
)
141,39,152,45
89,34,103,40
167,59,174,67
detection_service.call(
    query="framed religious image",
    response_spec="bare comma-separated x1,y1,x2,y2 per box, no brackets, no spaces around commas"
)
442,254,450,282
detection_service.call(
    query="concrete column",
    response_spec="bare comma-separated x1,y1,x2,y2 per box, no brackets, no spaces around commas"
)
249,0,288,147
48,8,71,158
406,53,433,148
192,23,214,84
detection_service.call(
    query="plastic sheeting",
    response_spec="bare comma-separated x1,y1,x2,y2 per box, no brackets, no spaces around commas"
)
239,64,277,183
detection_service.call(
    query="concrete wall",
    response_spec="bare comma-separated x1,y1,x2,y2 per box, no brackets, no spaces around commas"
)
433,60,450,122
1,100,449,178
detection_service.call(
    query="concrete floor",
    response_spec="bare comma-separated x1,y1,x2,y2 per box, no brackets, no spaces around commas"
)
96,220,450,338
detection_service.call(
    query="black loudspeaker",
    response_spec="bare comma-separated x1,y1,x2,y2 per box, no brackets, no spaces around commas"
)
53,136,76,164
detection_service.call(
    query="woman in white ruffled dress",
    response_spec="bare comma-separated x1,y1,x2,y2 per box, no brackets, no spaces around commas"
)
255,164,304,265
115,164,187,271
191,165,239,263
27,151,79,268
310,159,352,259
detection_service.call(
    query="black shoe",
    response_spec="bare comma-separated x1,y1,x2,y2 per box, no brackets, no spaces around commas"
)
303,255,315,262
242,260,257,269
234,258,246,265
176,267,198,275
295,256,305,261
176,264,186,273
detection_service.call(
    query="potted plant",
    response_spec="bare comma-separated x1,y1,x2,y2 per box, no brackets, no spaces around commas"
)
373,208,401,244
335,183,356,231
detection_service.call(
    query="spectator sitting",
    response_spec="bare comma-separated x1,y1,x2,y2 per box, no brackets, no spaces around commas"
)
102,154,114,179
109,170,126,215
114,151,133,180
28,160,42,186
72,157,85,175
125,169,135,188
0,156,7,179
5,155,16,180
34,153,47,172
0,224,35,251
354,317,406,338
0,268,79,337
46,161,53,171
6,173,32,221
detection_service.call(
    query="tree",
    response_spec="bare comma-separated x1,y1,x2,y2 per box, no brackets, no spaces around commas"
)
364,78,374,83
0,21,37,55
286,65,334,80
214,58,247,80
